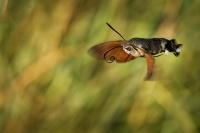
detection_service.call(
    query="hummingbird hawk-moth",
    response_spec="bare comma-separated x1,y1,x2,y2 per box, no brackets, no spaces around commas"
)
88,23,182,80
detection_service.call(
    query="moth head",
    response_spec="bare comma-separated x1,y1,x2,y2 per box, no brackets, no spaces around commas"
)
165,39,183,57
123,43,134,54
122,42,142,57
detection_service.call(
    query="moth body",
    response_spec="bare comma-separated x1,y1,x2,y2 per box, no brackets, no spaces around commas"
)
88,23,183,80
121,38,182,57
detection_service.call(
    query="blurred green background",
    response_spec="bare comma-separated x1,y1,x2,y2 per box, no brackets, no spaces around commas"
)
1,0,200,133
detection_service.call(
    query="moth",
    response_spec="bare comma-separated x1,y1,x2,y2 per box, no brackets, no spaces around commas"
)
88,23,182,80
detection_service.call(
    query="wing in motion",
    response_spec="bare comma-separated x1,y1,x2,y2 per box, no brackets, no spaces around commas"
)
88,41,155,80
143,52,155,80
88,41,137,63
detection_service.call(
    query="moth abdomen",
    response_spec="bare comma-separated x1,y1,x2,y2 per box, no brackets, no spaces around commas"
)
128,38,167,55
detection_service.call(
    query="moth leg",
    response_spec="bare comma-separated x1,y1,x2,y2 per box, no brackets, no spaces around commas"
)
153,53,163,57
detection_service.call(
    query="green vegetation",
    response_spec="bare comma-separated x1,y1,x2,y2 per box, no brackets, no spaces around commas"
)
1,0,200,133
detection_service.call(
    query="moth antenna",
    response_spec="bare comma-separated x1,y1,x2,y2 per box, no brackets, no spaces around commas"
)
106,23,126,41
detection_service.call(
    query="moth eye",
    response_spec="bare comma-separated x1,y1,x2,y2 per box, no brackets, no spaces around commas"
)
125,47,132,51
